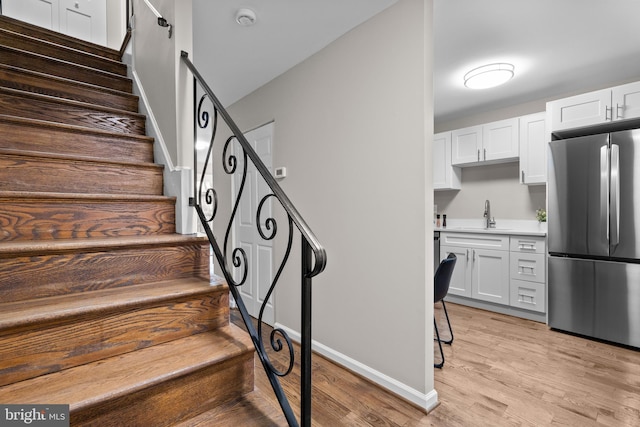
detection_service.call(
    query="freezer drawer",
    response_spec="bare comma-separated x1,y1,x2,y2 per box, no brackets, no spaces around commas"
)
548,256,640,348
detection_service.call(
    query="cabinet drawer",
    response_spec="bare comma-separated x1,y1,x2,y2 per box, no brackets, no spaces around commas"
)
510,252,545,283
510,279,545,313
510,236,546,254
441,233,509,251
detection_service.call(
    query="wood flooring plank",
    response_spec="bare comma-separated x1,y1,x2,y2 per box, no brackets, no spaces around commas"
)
230,302,640,426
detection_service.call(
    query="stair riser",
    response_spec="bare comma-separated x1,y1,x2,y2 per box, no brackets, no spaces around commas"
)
0,46,131,92
0,199,176,242
0,291,229,387
0,16,121,61
0,30,127,76
72,354,254,427
0,243,211,303
0,66,138,112
0,119,153,163
0,91,145,134
0,154,162,195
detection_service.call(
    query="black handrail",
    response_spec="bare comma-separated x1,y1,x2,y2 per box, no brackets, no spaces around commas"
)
181,50,326,427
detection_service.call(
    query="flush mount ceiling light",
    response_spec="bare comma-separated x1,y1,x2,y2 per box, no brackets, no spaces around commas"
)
235,8,257,26
464,63,515,89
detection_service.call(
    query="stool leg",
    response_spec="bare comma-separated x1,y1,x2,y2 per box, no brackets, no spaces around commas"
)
434,318,444,368
441,300,454,345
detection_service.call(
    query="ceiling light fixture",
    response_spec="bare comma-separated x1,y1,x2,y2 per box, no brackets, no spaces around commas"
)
235,8,257,26
464,63,515,89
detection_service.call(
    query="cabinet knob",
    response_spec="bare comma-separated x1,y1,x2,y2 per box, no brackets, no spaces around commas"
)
617,103,624,120
606,106,612,121
75,1,79,8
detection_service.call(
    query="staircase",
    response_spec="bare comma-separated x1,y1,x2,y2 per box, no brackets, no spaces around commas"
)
0,15,285,426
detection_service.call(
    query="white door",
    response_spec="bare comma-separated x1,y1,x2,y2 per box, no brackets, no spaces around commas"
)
3,0,107,46
2,0,60,30
59,0,107,45
233,123,275,325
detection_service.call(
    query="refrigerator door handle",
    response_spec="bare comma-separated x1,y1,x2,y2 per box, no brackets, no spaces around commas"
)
611,144,620,247
600,145,610,242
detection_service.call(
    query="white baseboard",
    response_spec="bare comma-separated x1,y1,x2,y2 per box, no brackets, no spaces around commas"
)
275,323,439,411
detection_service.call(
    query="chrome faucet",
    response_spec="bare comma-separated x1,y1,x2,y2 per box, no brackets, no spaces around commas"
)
484,200,496,228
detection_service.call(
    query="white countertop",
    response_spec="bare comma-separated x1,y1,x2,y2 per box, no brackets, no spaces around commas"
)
434,219,547,237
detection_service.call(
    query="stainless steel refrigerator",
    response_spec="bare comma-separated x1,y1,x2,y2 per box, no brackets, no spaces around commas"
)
548,129,640,348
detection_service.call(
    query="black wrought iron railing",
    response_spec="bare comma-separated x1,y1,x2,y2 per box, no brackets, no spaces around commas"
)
180,51,326,427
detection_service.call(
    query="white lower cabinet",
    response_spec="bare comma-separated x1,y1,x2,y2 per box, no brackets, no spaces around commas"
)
441,232,547,315
440,233,510,303
472,248,510,304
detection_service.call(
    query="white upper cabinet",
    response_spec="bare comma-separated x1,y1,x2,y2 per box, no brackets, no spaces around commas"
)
612,82,640,120
548,81,640,132
451,118,519,166
451,125,483,165
519,112,547,185
483,118,519,162
433,132,461,191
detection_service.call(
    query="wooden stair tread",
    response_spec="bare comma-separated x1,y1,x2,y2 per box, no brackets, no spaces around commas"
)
0,85,144,119
0,15,120,60
174,388,288,427
0,63,138,111
0,45,131,92
0,114,152,142
0,278,222,331
0,324,253,408
0,147,161,170
0,234,210,257
0,27,126,76
0,190,175,202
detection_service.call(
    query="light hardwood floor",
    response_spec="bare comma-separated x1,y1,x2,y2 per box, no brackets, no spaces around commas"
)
232,302,640,426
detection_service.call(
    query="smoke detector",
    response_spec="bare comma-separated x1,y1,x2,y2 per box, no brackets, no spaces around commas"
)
235,8,257,26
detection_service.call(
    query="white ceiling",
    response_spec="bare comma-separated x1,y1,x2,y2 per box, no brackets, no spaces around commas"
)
193,0,640,124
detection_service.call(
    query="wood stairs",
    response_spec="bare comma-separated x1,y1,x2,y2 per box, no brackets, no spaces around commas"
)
0,15,283,426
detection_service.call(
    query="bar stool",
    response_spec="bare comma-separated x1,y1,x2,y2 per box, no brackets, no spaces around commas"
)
434,253,456,368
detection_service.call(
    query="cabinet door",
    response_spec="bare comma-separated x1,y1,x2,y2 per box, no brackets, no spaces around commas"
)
433,132,461,190
483,118,519,162
471,248,510,304
451,125,482,165
440,245,471,297
519,112,547,185
548,89,610,132
2,0,60,31
59,0,107,46
612,81,640,121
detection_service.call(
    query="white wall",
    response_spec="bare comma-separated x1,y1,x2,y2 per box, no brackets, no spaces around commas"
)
435,163,545,221
106,0,125,50
226,0,436,410
131,0,195,233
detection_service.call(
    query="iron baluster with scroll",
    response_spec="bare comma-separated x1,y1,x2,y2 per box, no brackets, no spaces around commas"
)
181,51,326,427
